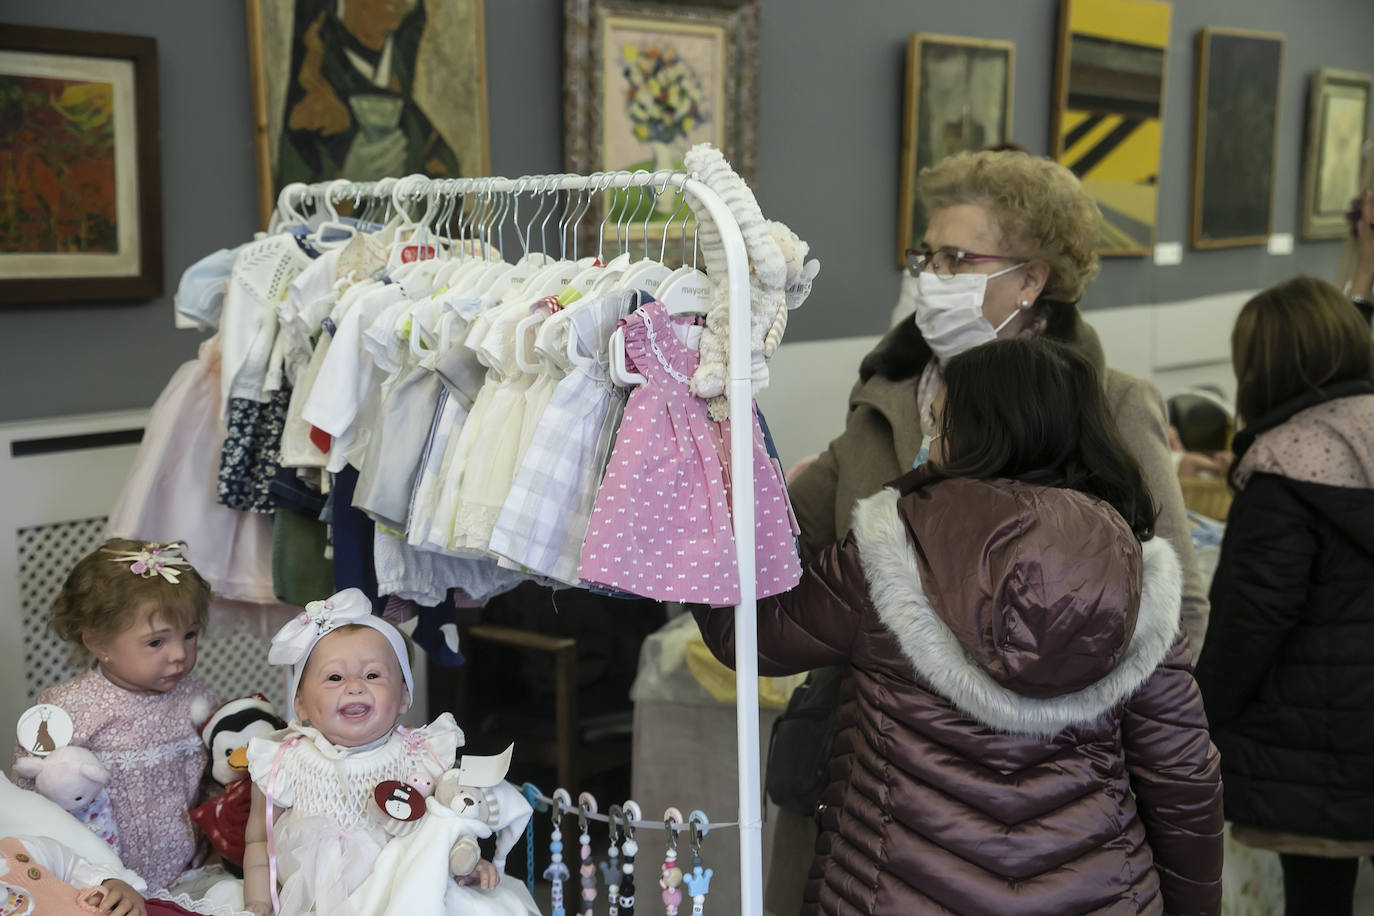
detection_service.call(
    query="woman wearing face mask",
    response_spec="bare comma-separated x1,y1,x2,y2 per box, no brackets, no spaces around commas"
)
699,337,1222,915
764,150,1209,914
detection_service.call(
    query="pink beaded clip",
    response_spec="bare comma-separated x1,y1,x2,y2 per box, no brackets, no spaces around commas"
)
660,807,685,915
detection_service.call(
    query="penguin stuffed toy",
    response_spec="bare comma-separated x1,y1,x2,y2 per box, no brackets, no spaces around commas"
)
188,695,286,875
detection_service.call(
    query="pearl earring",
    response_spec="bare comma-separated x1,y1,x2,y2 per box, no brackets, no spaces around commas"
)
1019,299,1030,308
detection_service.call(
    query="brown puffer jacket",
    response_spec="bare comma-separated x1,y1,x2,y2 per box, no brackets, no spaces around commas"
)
695,472,1223,915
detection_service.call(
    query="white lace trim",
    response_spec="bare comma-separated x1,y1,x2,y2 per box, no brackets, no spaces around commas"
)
97,735,203,769
151,892,253,916
639,307,689,384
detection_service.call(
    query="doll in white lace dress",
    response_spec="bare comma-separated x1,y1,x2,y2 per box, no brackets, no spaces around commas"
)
242,589,522,916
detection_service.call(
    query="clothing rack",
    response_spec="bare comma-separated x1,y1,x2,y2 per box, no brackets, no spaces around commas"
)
283,168,765,914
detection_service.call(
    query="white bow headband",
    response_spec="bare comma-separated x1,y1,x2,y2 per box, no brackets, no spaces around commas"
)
269,588,413,708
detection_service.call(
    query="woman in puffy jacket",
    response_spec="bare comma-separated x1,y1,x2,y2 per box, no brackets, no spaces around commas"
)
1196,277,1374,916
695,336,1222,915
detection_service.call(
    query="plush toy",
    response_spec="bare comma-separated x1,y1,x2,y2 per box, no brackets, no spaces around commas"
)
431,746,526,878
13,746,119,855
187,695,286,874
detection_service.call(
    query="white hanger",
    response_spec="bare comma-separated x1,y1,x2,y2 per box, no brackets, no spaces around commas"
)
652,176,710,315
271,182,311,234
310,179,359,248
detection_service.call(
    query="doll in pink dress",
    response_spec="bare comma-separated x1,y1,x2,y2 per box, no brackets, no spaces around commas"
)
12,539,219,892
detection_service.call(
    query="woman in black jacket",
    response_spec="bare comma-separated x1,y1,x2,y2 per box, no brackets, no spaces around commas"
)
1196,276,1374,915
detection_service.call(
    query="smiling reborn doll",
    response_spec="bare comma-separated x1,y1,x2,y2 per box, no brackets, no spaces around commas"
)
239,589,464,916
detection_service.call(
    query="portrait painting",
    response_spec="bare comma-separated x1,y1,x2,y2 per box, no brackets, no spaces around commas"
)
1191,28,1284,248
1052,0,1171,256
1302,68,1372,240
0,25,161,302
246,0,490,228
565,0,758,241
898,34,1013,266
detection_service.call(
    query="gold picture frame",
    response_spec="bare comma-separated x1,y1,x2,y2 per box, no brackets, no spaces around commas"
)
897,33,1014,268
1190,27,1284,249
1051,0,1171,257
244,0,491,230
1301,68,1372,240
564,0,759,253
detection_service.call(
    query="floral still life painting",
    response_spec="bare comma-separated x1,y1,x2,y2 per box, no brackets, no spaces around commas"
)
564,0,759,247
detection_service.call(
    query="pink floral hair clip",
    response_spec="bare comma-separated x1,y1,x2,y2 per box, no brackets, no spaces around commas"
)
104,541,192,584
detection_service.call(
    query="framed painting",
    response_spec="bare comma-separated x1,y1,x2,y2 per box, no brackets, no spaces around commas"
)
1190,28,1284,249
564,0,759,250
245,0,490,229
0,25,161,303
1051,0,1170,257
897,34,1014,267
1301,68,1372,240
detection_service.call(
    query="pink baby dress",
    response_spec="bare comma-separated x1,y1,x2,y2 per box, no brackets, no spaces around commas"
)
578,300,800,603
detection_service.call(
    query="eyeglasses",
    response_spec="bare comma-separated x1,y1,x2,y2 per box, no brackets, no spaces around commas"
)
905,246,1018,279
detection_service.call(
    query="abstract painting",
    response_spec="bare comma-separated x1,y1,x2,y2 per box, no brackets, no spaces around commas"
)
1301,68,1372,240
898,34,1013,266
0,25,161,302
1052,0,1171,256
246,0,489,228
1191,28,1284,248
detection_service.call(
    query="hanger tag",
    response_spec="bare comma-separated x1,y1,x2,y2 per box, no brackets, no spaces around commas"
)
401,244,438,264
17,703,74,756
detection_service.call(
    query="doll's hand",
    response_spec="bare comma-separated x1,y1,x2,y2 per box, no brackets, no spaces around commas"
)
242,904,272,916
455,858,499,890
86,879,146,916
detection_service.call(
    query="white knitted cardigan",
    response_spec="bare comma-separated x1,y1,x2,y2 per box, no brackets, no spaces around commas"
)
682,144,818,420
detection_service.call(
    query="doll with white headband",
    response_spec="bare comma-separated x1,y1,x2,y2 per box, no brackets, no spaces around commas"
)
242,588,474,916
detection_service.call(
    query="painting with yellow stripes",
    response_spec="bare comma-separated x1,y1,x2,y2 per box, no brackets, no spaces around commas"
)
1051,0,1171,256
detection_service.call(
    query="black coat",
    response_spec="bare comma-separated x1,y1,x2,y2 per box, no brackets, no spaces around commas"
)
1195,381,1374,842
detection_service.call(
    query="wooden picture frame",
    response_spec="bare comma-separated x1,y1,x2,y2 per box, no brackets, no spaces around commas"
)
245,0,491,230
1051,0,1171,257
1301,68,1372,240
564,0,759,251
0,24,162,303
1190,27,1284,249
897,34,1014,268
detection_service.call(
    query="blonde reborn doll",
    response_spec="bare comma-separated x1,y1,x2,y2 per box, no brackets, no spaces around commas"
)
242,589,509,916
12,539,218,891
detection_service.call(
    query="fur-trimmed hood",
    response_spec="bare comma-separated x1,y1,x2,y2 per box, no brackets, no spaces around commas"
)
851,475,1182,737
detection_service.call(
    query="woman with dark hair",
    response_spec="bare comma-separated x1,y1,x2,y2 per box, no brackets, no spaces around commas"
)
1195,276,1374,916
696,337,1223,915
767,151,1209,911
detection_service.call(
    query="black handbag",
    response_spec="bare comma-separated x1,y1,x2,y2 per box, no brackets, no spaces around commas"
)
765,664,845,816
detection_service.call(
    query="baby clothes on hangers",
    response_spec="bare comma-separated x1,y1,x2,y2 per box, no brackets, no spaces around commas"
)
174,245,243,331
488,289,638,585
578,300,801,603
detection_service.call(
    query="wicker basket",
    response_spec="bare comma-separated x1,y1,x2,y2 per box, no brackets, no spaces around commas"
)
1179,476,1232,522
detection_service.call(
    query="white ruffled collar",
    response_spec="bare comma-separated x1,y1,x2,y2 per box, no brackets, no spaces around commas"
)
288,720,397,760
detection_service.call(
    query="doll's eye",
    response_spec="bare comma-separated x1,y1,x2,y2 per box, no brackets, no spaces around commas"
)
224,749,232,757
327,674,343,682
148,639,163,648
366,672,380,679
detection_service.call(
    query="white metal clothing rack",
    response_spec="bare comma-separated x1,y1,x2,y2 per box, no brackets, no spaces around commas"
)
304,169,765,914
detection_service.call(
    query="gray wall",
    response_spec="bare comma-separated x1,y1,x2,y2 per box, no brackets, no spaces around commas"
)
3,0,1373,421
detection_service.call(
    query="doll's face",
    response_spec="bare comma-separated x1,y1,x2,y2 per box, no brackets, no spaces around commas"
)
83,603,200,695
294,627,410,747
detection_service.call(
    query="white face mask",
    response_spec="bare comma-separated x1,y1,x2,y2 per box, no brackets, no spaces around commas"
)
912,263,1025,363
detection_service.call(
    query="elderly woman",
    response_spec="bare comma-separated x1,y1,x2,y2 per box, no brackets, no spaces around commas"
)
767,150,1209,913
